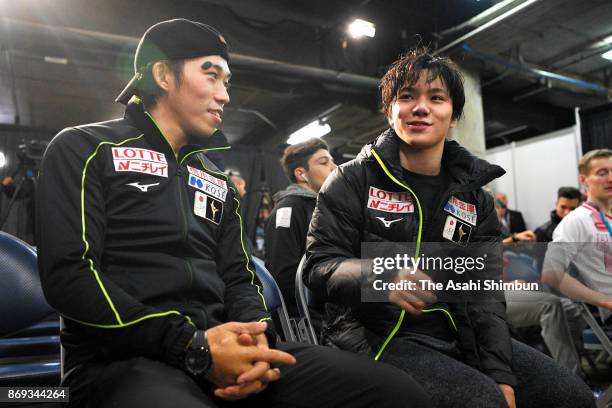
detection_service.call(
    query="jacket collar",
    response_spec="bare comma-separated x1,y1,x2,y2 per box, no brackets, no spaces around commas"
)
273,183,318,202
549,209,562,223
359,128,505,190
124,96,230,161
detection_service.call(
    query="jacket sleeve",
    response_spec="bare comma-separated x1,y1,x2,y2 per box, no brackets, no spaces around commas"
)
36,128,194,368
465,191,516,386
215,184,276,342
304,165,367,307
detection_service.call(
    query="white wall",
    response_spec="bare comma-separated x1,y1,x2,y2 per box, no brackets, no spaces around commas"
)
449,67,486,157
486,127,581,230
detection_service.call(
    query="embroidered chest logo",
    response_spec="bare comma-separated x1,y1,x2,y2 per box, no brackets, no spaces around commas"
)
376,217,403,228
187,166,228,201
444,196,477,226
126,182,160,192
367,187,414,214
194,191,223,224
442,215,472,245
112,147,168,177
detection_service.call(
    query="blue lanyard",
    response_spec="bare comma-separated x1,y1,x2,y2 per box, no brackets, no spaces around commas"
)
601,208,612,237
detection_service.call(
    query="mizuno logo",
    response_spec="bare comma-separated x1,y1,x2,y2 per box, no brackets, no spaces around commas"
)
126,182,160,192
376,217,403,228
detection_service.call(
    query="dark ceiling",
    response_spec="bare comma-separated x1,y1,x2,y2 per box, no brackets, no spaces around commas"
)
0,0,610,158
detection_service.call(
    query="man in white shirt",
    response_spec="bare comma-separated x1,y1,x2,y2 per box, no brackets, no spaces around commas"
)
542,148,612,311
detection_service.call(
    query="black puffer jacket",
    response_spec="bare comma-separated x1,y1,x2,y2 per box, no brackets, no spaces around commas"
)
304,129,516,386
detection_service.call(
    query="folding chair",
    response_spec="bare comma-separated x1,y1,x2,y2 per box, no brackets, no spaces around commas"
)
0,231,60,386
251,256,296,342
294,255,319,344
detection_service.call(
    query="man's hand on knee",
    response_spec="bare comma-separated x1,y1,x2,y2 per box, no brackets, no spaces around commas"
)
204,321,296,389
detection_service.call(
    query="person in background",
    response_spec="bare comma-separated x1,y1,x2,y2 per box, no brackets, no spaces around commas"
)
495,197,536,244
229,173,246,198
542,149,612,314
264,138,336,319
535,186,581,243
496,191,527,233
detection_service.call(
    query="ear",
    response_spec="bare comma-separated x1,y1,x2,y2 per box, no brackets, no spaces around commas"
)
449,117,457,129
294,167,306,182
579,174,587,188
151,62,173,92
385,108,393,128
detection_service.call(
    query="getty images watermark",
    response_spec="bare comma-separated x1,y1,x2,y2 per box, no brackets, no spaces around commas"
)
360,242,540,303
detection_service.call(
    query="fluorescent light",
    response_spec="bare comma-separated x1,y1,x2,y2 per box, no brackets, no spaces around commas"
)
602,50,612,61
348,19,375,39
287,120,331,145
0,152,5,168
44,56,69,65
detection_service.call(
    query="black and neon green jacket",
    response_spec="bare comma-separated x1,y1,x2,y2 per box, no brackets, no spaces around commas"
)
304,129,516,386
36,98,273,376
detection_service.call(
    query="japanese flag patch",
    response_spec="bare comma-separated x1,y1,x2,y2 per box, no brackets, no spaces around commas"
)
442,215,472,246
194,191,223,224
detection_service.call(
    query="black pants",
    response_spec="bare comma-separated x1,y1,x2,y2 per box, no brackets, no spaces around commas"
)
77,342,430,408
380,335,595,408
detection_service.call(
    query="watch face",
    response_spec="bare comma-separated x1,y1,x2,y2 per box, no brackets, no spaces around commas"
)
185,331,211,376
185,346,211,376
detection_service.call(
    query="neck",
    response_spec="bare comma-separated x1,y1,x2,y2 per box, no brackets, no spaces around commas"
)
296,181,316,193
398,142,444,176
149,102,187,156
588,195,612,215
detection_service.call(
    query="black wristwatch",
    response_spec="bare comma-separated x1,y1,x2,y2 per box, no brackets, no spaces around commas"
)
184,330,212,376
511,233,519,242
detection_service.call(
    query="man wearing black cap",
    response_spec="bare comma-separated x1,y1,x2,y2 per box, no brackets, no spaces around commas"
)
36,19,429,407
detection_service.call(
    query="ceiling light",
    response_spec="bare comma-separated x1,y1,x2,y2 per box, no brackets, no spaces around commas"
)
287,120,331,145
44,56,69,65
348,19,376,39
602,50,612,61
0,152,5,168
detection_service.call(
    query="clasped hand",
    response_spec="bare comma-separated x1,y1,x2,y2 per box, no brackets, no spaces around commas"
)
204,321,296,400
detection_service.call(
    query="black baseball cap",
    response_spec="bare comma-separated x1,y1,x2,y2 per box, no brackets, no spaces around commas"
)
116,18,229,105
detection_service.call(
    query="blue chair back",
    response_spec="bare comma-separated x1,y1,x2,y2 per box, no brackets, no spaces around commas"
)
294,255,319,344
251,256,296,341
0,231,54,336
0,231,60,386
504,251,540,283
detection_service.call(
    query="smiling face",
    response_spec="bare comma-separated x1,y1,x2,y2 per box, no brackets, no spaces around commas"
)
164,55,231,138
386,71,456,150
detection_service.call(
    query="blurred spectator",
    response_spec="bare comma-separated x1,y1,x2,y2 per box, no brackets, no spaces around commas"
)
1,176,15,196
229,173,246,198
535,187,581,243
496,192,527,233
264,138,336,318
495,198,536,244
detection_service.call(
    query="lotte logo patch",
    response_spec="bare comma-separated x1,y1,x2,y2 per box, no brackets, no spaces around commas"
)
112,147,168,177
367,186,414,213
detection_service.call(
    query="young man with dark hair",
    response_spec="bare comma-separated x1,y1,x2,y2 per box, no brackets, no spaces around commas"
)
36,19,430,408
542,149,612,311
265,138,336,317
535,186,582,242
304,49,594,408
